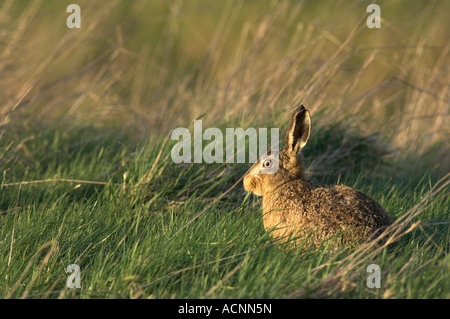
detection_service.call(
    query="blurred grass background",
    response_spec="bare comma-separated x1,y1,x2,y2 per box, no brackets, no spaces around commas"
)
1,0,448,161
0,0,449,299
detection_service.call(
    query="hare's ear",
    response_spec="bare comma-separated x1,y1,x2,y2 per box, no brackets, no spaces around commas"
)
284,105,311,155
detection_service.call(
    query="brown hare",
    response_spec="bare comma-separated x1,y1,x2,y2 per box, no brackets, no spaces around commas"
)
243,105,394,249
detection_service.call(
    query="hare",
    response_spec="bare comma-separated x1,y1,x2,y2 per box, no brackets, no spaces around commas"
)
243,105,394,249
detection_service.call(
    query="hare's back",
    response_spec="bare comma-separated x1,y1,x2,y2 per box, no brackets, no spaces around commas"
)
309,184,393,230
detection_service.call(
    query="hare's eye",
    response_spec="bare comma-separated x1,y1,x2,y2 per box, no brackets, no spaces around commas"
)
262,159,272,168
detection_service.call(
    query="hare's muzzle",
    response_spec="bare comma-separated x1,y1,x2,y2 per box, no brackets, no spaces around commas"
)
243,173,253,192
243,171,260,195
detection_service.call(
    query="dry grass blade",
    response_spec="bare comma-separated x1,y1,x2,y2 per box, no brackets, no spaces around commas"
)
204,258,246,297
1,178,121,188
138,130,172,185
6,241,55,299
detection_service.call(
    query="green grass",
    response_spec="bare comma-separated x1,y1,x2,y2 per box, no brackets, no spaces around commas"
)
1,123,448,299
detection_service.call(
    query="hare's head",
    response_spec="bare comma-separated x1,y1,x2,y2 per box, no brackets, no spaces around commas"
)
243,105,311,196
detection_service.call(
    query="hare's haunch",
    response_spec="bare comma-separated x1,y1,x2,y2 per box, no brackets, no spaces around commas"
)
243,105,394,249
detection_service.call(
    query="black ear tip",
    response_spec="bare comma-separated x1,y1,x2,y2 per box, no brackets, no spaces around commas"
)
295,104,306,113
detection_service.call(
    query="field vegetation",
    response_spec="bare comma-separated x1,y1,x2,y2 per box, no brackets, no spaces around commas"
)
0,0,448,298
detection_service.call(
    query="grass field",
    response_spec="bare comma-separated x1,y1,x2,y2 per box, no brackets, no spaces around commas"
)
0,0,449,299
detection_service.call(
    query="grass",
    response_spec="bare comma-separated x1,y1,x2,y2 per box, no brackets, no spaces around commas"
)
1,126,448,298
0,0,449,299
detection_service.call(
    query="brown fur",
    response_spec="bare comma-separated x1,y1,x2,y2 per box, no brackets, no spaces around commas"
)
243,105,394,249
